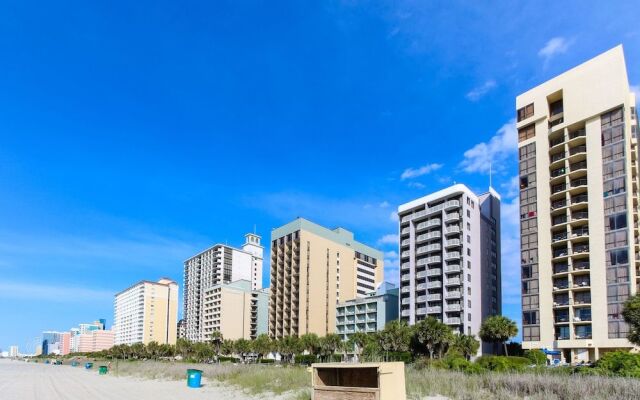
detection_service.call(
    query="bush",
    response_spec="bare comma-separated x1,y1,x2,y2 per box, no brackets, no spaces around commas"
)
218,356,239,363
525,349,547,366
595,351,640,377
259,359,275,364
385,351,413,363
294,355,317,365
476,356,530,372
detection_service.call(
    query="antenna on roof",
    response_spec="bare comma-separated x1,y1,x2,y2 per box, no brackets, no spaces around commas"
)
489,161,493,189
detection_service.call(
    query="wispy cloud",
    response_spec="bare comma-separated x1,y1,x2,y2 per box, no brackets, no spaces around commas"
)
459,120,517,174
407,181,426,189
466,79,496,101
538,37,572,65
0,281,114,303
377,234,399,245
400,163,443,180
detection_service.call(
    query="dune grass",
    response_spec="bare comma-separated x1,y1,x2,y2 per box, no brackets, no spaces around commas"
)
99,359,640,400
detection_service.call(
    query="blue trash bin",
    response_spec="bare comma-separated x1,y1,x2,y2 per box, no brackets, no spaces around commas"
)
186,369,202,388
85,362,93,370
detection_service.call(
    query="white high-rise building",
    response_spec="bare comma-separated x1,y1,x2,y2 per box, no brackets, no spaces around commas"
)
398,184,501,355
183,233,263,342
9,346,18,358
517,45,639,362
114,278,179,345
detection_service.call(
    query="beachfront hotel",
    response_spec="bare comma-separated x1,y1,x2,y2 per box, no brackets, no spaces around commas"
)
335,282,399,341
183,233,263,342
269,218,384,338
201,279,269,341
398,184,501,355
113,278,179,345
517,45,639,362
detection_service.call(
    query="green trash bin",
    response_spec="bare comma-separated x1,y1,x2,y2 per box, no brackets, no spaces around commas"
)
99,366,108,375
71,361,79,367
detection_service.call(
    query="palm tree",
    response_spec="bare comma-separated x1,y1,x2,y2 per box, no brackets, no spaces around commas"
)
146,341,160,360
378,320,413,353
176,338,192,359
277,335,302,364
130,342,145,359
347,332,369,362
300,333,320,356
319,334,342,361
221,339,235,357
209,331,224,361
234,339,251,362
414,317,454,359
451,334,480,361
252,334,272,361
479,315,518,356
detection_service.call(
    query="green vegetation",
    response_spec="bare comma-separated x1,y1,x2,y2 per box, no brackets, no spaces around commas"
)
623,293,640,346
478,315,519,356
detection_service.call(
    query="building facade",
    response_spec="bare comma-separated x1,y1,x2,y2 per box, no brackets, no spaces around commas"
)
184,233,263,342
77,330,115,353
201,279,268,341
114,278,179,345
336,282,399,340
398,184,501,354
269,218,384,338
9,346,18,358
41,331,63,356
517,45,639,362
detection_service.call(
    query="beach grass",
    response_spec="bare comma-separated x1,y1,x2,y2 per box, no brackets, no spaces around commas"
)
103,360,640,400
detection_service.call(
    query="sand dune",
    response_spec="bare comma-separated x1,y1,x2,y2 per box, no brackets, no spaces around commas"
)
0,359,258,400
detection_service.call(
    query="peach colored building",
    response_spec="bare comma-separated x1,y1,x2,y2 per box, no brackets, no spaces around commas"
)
77,330,114,353
60,332,71,355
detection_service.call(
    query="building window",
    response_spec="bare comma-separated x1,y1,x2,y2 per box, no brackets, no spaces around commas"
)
517,103,534,122
518,124,536,142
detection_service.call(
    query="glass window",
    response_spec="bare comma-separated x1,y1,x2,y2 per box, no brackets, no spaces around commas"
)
517,103,534,122
518,124,536,142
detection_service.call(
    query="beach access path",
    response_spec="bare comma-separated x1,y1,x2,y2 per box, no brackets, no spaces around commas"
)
0,358,257,400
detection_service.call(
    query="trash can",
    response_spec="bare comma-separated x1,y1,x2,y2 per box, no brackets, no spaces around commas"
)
186,369,202,388
311,362,406,400
99,366,108,375
85,362,93,370
45,360,50,364
71,361,79,367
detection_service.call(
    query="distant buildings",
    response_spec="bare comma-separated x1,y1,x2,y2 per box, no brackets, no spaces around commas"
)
336,282,399,340
177,319,186,339
114,278,179,345
398,184,501,355
9,346,18,358
517,46,639,362
59,332,71,356
78,330,115,353
41,331,63,355
184,233,263,342
201,279,268,341
269,218,384,338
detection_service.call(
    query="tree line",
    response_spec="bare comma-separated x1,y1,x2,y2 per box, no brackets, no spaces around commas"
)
72,315,518,363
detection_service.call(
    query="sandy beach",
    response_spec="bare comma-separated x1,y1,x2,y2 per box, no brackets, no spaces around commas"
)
0,359,262,400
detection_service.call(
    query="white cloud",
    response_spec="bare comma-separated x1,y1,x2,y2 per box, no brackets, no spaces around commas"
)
466,79,496,101
384,250,398,258
379,201,390,208
0,281,113,303
408,181,426,189
459,120,517,174
501,175,520,199
400,163,443,180
389,211,399,222
538,37,572,64
378,234,399,245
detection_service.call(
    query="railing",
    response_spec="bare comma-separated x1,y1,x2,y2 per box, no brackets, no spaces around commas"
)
571,194,588,204
551,152,566,163
551,167,566,177
571,178,588,187
552,232,568,242
552,183,567,194
569,145,587,155
572,211,588,220
551,199,567,209
569,129,586,140
570,160,587,171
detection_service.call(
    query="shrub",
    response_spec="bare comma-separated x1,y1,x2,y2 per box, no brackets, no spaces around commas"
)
385,351,413,363
525,349,547,366
218,356,239,363
595,351,640,377
294,354,317,365
259,358,275,364
476,356,530,372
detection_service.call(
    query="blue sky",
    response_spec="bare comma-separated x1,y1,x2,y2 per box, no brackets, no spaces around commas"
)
1,0,640,352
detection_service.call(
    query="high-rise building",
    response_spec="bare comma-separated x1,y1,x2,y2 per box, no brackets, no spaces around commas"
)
517,45,639,362
269,218,384,338
70,328,80,353
59,332,71,355
41,331,63,356
9,346,18,358
77,330,115,353
114,278,179,345
398,184,501,355
336,282,399,341
184,233,263,342
177,319,186,339
201,279,269,341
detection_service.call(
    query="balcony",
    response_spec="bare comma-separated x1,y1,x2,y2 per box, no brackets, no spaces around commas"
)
427,281,442,289
445,278,461,286
570,178,588,188
445,226,461,235
446,304,461,312
401,309,411,317
401,274,411,281
551,199,568,210
416,295,427,303
401,298,411,305
573,244,590,255
428,294,442,301
552,248,569,259
569,129,586,141
445,318,462,325
572,227,589,238
571,211,588,221
573,261,590,271
445,264,461,273
445,200,460,210
445,239,461,247
445,291,461,299
551,183,567,194
416,232,441,243
571,194,588,205
426,268,442,277
570,160,587,173
549,136,564,148
416,307,427,316
401,286,410,293
416,283,427,291
428,306,442,314
550,167,567,178
445,213,460,222
569,145,587,156
552,215,568,226
553,263,569,274
552,232,568,243
445,252,461,260
550,152,566,163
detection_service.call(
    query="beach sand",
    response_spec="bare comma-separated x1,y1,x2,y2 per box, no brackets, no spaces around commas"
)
0,359,261,400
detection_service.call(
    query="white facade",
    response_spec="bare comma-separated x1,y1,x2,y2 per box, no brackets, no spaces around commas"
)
517,45,639,362
183,233,263,342
114,282,145,345
398,184,501,355
9,346,18,357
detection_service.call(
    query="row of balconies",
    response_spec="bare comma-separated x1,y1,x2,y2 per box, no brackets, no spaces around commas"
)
400,200,461,223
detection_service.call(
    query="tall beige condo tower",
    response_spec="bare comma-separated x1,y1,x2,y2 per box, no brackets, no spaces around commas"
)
114,278,179,345
517,45,639,362
269,218,384,338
